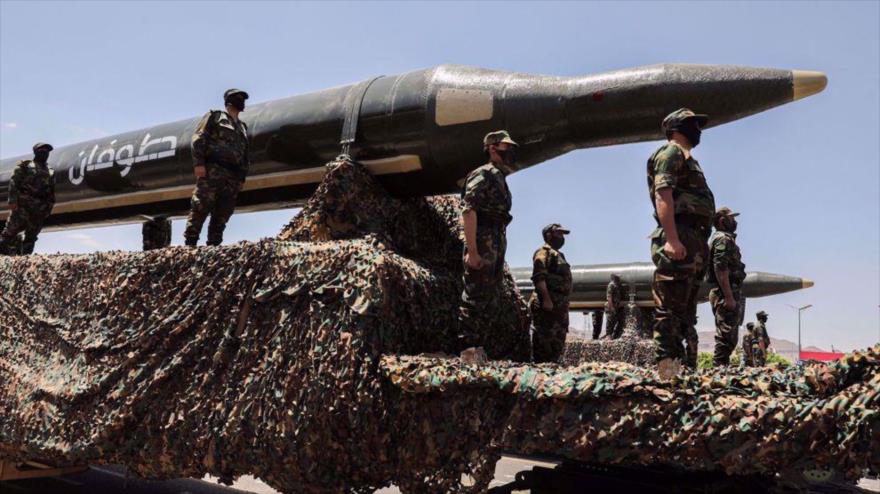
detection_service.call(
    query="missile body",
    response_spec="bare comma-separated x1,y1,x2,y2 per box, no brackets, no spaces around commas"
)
511,262,814,310
0,64,826,229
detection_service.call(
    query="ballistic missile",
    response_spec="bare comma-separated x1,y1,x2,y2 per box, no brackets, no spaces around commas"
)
511,262,814,310
0,64,826,229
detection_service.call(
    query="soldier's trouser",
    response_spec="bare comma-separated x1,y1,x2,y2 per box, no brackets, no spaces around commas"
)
0,206,50,255
650,223,709,364
184,166,242,246
531,303,569,363
591,311,603,339
753,345,767,366
710,287,743,366
741,335,754,366
458,225,506,351
605,308,623,339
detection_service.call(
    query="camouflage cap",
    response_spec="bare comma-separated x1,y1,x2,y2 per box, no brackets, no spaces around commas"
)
224,88,249,101
483,130,518,148
756,310,768,318
32,142,53,152
661,108,709,132
542,223,570,237
746,322,755,329
714,207,740,221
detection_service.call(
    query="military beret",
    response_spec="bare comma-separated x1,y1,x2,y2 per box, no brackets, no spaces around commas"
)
483,130,518,148
32,142,53,152
661,108,708,132
224,88,249,101
714,206,740,221
542,223,570,237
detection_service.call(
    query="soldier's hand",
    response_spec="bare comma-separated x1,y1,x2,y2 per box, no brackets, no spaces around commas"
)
663,239,687,260
542,299,554,311
723,298,736,311
194,165,207,178
464,252,483,270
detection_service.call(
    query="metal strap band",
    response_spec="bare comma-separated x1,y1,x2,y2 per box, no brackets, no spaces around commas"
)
340,76,382,156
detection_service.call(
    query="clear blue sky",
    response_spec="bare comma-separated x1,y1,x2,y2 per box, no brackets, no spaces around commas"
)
1,1,878,352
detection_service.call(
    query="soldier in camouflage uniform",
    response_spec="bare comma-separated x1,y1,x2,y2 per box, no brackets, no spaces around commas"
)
142,215,172,251
647,109,715,369
708,207,747,366
753,311,772,365
742,322,756,366
604,274,624,339
530,223,572,363
184,89,250,247
457,130,518,351
0,143,56,255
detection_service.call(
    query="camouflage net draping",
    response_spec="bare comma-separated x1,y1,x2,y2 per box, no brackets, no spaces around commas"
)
1,158,878,493
561,331,655,367
382,348,879,489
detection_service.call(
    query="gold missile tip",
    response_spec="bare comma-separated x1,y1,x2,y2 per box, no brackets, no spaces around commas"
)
792,70,828,101
802,278,815,289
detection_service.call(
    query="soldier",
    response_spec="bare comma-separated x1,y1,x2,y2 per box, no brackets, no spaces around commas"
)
142,215,172,251
742,322,756,366
0,143,56,255
604,274,624,339
753,310,772,365
457,130,518,350
647,108,715,371
591,310,604,340
708,207,747,366
184,88,250,247
530,224,573,363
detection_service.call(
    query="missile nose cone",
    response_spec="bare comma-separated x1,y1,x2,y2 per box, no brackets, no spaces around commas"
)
802,278,815,289
792,70,828,100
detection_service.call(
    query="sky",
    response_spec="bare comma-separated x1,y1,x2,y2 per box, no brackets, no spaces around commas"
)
1,1,878,353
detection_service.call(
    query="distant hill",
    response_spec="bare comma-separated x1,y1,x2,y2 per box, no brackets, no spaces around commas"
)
567,328,830,362
696,331,827,361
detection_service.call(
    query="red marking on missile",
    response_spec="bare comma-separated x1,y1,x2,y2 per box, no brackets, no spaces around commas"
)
592,92,604,102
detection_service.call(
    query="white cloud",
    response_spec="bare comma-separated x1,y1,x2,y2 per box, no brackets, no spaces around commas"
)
1,122,18,129
67,232,103,249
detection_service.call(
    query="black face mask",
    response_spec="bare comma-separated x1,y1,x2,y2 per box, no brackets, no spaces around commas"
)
719,217,737,233
678,120,702,148
227,97,246,112
497,147,517,167
34,151,50,162
547,235,564,249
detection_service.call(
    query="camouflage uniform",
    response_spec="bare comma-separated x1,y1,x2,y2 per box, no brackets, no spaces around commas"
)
458,132,516,350
708,227,746,366
604,279,624,339
1,148,55,255
647,110,715,365
753,317,771,366
142,217,172,251
529,241,572,363
184,108,250,246
742,324,756,366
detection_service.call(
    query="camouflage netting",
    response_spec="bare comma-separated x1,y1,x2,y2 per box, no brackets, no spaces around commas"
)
0,158,530,493
1,158,878,493
383,347,879,488
561,331,655,367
